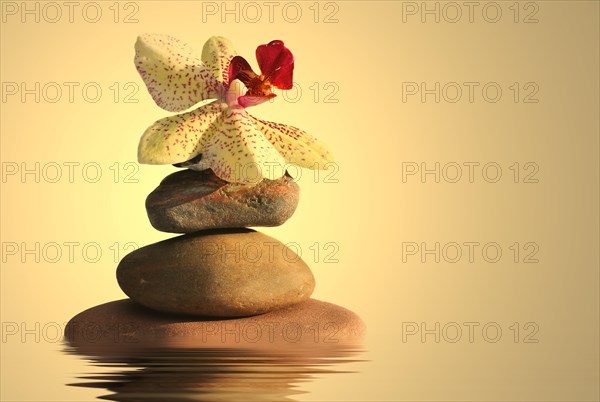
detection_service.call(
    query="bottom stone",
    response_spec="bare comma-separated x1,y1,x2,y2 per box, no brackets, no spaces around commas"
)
65,299,365,353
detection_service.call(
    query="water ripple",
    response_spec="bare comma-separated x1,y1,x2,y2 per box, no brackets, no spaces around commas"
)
64,345,366,401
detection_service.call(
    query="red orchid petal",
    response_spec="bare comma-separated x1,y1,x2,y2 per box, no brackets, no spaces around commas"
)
227,55,256,85
269,62,294,90
256,40,294,90
238,94,276,108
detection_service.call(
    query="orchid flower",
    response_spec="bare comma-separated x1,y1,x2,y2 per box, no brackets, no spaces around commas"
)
134,34,333,184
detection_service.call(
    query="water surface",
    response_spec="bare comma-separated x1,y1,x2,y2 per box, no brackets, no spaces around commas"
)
64,344,366,401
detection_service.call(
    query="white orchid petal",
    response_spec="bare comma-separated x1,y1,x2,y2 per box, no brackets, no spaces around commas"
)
201,36,237,85
135,34,223,112
138,101,226,165
200,108,285,184
249,116,334,169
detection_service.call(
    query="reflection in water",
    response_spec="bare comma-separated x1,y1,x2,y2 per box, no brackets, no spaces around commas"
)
64,345,365,401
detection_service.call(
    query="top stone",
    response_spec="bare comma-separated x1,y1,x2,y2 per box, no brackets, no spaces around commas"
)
146,169,300,233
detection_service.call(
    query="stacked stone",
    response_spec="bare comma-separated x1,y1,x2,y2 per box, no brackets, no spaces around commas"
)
116,169,315,318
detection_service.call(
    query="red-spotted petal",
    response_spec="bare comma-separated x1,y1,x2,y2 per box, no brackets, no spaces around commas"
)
238,94,276,108
138,101,226,164
135,34,223,112
201,36,238,86
249,115,334,168
255,40,294,89
199,108,285,184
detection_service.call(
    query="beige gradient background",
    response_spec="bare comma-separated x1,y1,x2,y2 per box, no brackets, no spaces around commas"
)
1,1,599,401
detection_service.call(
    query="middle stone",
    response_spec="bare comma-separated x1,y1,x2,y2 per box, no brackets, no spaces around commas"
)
116,229,315,317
